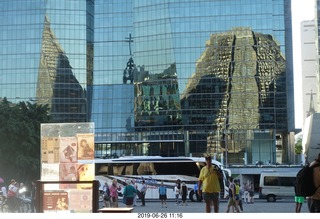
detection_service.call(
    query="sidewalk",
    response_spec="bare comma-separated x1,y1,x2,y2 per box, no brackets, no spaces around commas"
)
112,198,309,213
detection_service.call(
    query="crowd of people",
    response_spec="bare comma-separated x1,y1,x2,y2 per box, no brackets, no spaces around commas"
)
195,153,320,213
111,153,320,213
101,178,149,208
1,153,318,213
0,179,37,213
100,178,190,209
99,156,255,213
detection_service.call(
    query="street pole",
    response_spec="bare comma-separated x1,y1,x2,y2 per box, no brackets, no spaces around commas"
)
225,131,228,168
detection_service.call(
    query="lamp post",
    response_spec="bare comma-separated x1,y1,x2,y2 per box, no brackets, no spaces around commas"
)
226,145,228,168
225,129,228,168
216,128,219,160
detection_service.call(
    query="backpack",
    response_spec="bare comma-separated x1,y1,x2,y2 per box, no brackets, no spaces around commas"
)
103,186,110,201
295,163,320,197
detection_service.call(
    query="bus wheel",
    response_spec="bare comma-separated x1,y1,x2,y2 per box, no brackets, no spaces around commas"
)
189,190,202,202
266,195,276,202
189,190,197,202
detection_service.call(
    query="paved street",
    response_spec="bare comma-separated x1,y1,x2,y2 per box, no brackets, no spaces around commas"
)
102,197,309,213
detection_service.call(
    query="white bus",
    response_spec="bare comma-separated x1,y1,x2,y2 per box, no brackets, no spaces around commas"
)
94,156,231,201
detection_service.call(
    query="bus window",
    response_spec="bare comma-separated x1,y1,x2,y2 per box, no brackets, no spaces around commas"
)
279,177,295,186
137,163,157,175
152,162,200,176
264,176,278,186
113,165,125,175
125,164,134,175
98,165,108,174
196,162,206,169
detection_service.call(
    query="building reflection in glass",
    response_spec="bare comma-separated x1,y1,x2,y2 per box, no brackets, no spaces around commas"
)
36,16,87,122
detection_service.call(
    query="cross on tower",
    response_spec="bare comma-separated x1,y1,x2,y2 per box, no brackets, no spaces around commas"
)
123,34,135,84
306,90,316,96
125,33,134,56
306,89,316,117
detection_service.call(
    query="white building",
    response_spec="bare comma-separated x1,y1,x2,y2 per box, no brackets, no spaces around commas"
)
302,90,320,162
301,20,317,129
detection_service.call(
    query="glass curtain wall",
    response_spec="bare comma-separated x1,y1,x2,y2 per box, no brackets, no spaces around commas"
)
92,0,294,165
0,0,294,164
0,0,92,122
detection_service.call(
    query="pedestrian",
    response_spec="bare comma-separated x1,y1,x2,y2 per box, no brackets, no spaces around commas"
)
193,182,203,202
294,179,304,213
181,182,187,206
226,177,240,213
102,182,111,207
174,181,181,205
7,179,19,212
234,179,243,211
307,153,320,212
123,180,137,207
132,179,138,206
198,155,222,213
248,181,254,204
109,179,121,207
1,182,7,198
237,180,244,211
30,180,38,213
243,182,249,203
18,182,27,199
140,180,147,206
158,181,167,208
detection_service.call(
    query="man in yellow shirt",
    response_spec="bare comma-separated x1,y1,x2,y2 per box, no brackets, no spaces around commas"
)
198,155,222,213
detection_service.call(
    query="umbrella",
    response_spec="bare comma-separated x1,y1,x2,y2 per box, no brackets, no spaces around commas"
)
0,177,4,183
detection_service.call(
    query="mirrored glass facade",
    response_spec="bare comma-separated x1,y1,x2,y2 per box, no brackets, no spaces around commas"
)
0,0,93,122
93,0,295,165
0,0,295,165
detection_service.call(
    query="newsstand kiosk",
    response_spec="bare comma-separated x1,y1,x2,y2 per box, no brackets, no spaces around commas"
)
36,122,99,213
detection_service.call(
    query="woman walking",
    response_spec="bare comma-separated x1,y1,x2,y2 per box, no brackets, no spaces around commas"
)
109,179,122,207
226,177,240,213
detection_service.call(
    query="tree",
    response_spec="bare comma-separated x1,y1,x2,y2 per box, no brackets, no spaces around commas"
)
295,138,303,155
0,98,51,185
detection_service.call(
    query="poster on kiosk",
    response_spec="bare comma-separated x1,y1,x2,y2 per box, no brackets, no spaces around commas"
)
40,123,95,213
